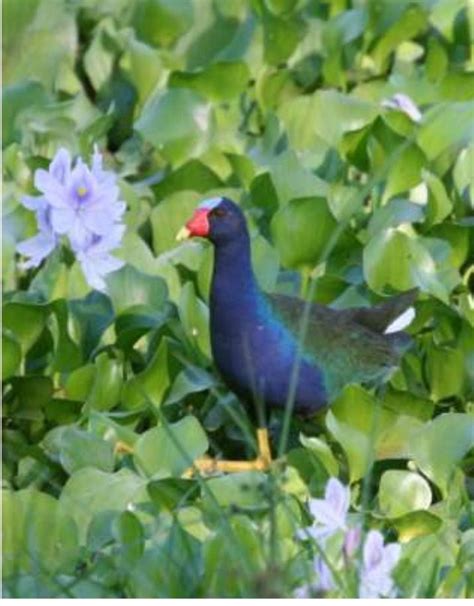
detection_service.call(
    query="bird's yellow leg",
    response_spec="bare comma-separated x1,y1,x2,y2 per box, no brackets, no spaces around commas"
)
113,431,274,475
188,427,273,475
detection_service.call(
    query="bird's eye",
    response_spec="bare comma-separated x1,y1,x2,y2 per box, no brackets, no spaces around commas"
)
211,207,227,218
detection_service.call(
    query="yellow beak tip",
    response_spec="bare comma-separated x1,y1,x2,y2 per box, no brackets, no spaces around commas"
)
176,226,191,242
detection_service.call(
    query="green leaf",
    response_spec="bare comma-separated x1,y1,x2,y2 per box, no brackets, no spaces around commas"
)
417,101,474,162
106,264,168,315
2,332,22,380
133,416,208,478
50,299,82,373
2,489,79,577
169,61,250,101
271,196,337,269
83,24,115,92
2,80,50,146
58,427,115,474
147,478,198,510
9,376,53,421
69,292,114,358
379,470,432,518
367,198,424,238
127,37,163,107
3,301,48,354
425,344,465,401
251,233,280,291
178,282,211,359
135,88,210,165
122,338,170,410
392,510,442,543
204,471,269,509
132,0,194,48
262,12,305,65
299,434,339,476
453,145,474,201
64,364,96,401
371,4,428,73
85,353,123,412
128,525,201,598
382,144,425,202
152,160,223,201
411,413,474,496
150,191,202,255
3,0,77,91
60,468,148,544
269,151,329,204
423,170,453,226
326,385,423,482
279,90,378,149
395,528,457,597
363,227,453,302
112,510,145,569
165,365,216,406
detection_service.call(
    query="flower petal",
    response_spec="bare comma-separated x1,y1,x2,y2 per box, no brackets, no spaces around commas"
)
77,250,124,291
49,148,71,184
363,530,385,570
51,207,76,234
34,169,68,208
314,556,334,592
81,205,120,235
88,224,125,254
16,231,57,267
21,195,48,212
325,478,350,519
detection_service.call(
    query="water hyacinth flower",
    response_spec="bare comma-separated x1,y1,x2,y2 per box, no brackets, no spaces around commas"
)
294,478,401,599
294,556,335,598
358,530,401,599
16,147,125,291
297,477,350,543
382,93,422,123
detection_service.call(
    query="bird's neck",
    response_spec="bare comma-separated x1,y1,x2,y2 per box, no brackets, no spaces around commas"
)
210,233,260,317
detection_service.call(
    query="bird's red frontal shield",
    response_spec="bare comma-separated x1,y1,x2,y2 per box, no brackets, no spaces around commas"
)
184,208,210,238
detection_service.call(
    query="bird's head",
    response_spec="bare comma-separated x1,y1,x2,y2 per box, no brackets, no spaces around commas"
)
177,197,247,246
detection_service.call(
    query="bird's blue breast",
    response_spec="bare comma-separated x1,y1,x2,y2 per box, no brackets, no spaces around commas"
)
211,294,328,415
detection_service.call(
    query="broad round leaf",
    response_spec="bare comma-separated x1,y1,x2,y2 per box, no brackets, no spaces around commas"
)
2,489,79,577
379,470,432,518
60,468,148,544
271,197,337,269
133,415,208,478
410,413,474,496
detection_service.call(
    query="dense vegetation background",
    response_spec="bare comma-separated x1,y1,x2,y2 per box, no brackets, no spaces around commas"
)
2,0,474,598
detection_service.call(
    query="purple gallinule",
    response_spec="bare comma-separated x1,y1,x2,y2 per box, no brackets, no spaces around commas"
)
177,197,417,473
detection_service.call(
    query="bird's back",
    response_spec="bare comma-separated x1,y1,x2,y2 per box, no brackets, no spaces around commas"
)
269,292,414,401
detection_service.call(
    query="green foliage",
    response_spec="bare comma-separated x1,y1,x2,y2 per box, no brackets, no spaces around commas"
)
2,0,473,599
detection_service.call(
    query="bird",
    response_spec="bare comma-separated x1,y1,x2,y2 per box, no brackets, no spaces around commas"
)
176,197,417,474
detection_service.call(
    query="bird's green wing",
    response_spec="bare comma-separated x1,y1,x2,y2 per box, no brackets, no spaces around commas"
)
268,293,412,399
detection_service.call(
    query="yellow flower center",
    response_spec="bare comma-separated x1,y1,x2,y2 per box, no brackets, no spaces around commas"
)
77,186,88,198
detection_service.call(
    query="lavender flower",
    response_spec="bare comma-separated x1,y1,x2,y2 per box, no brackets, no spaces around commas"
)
294,478,402,599
358,530,401,598
16,203,56,269
343,526,361,559
294,556,335,598
16,147,125,291
382,93,422,123
297,477,350,543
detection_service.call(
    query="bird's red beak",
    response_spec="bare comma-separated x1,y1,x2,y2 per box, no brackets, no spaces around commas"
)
176,208,210,240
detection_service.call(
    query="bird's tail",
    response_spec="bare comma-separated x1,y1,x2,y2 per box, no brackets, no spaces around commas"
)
386,331,414,355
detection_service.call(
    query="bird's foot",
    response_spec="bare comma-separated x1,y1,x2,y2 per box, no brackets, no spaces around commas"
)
185,454,271,476
185,427,273,476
